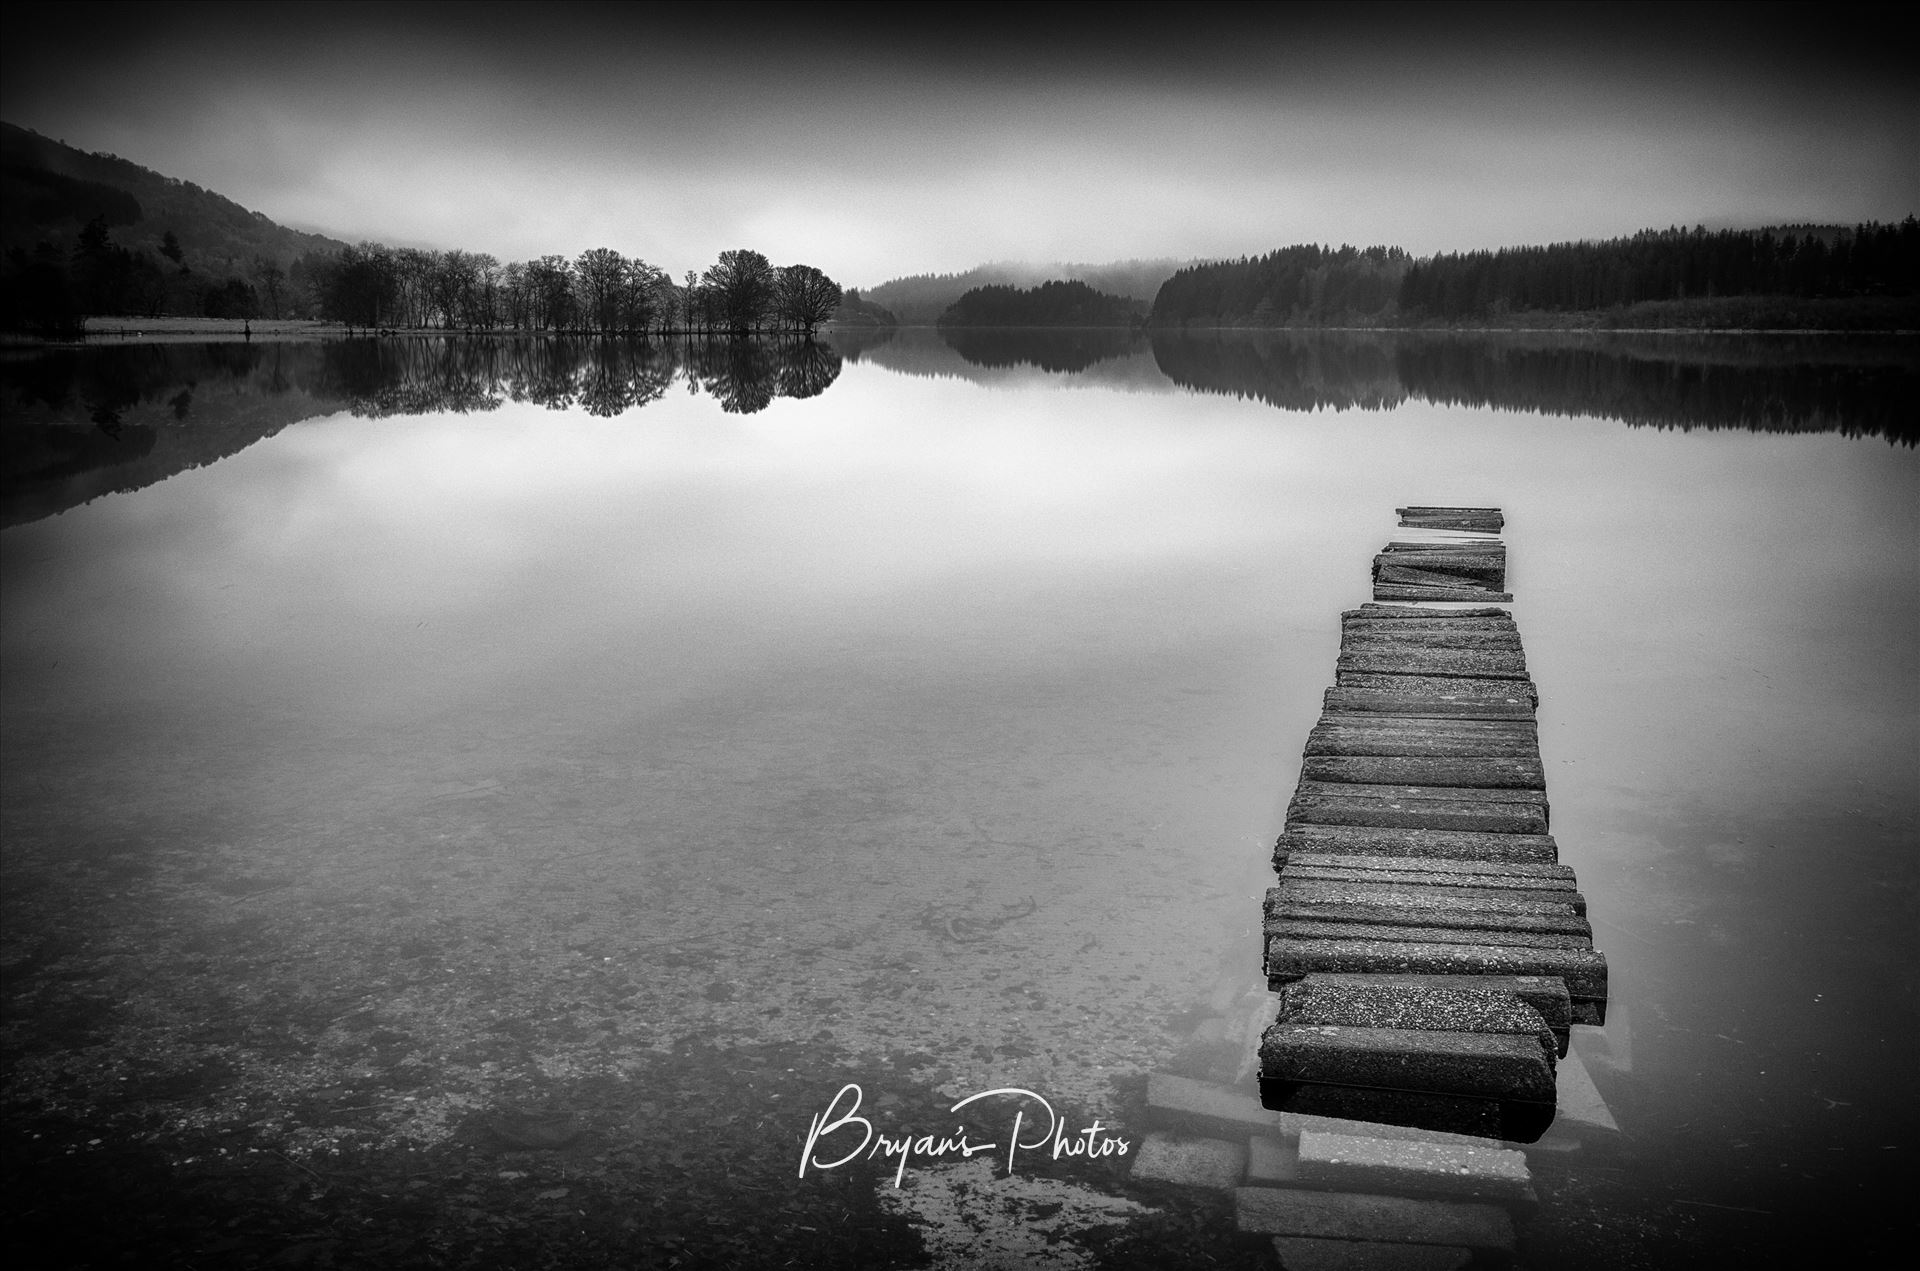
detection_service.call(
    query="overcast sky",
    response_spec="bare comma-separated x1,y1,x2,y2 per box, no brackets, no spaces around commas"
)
5,2,1916,287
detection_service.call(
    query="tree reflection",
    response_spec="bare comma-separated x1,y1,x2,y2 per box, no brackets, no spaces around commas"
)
0,335,849,526
940,327,1143,374
296,335,839,419
1150,332,1918,443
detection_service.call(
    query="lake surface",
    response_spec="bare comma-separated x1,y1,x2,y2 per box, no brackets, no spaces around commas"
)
2,329,1915,1268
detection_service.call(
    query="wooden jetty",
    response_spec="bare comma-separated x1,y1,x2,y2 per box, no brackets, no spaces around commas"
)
1129,509,1616,1265
1262,509,1607,1144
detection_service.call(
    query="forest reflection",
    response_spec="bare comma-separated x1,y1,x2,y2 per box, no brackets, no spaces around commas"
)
0,335,841,432
2,328,1913,526
314,335,842,418
1146,331,1917,443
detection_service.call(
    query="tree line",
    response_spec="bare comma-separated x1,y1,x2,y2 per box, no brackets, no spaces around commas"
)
1147,244,1410,328
319,243,841,337
936,279,1144,327
1148,221,1919,327
1400,220,1920,319
2,223,844,340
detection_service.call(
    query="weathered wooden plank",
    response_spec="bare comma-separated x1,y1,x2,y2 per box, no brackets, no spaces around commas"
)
1340,629,1525,649
1375,585,1516,603
1289,972,1570,1032
1295,1130,1535,1204
1322,688,1536,720
1265,935,1609,1001
1341,623,1518,641
1338,648,1529,678
1290,783,1543,840
1292,779,1548,807
1279,868,1582,907
1279,873,1583,913
1335,672,1536,698
1282,852,1574,883
1328,675,1536,706
1301,754,1545,789
1262,1024,1555,1102
1378,547,1506,562
1376,562,1506,591
1274,824,1559,865
1286,799,1547,836
1278,977,1555,1046
1313,718,1536,737
1305,729,1540,759
1235,1187,1515,1250
1345,604,1512,621
1270,879,1585,916
1267,901,1593,938
1382,541,1505,553
1267,916,1594,951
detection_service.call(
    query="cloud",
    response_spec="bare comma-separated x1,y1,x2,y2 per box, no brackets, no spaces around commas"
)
4,2,1914,282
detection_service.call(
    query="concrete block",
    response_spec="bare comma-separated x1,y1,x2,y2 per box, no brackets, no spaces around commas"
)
1260,1024,1555,1103
1234,1187,1515,1250
1128,1132,1247,1189
1247,1134,1304,1184
1271,1237,1472,1271
1270,1085,1512,1141
1146,1074,1511,1149
1296,1129,1534,1203
1554,1046,1619,1137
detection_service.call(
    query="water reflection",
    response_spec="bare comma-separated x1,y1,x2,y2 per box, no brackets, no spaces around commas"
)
0,336,844,525
1150,331,1919,443
3,330,1913,528
1,337,1915,1267
940,327,1145,374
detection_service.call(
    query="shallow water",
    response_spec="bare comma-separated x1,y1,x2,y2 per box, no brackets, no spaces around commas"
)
2,331,1916,1266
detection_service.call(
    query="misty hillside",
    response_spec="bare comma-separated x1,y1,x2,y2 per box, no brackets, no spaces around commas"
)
2,122,347,275
864,258,1192,324
937,280,1143,328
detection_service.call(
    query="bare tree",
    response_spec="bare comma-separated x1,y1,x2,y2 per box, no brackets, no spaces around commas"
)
776,264,843,338
430,250,481,330
251,256,285,319
528,256,574,330
500,261,529,329
681,270,701,334
618,258,667,334
702,249,776,336
575,247,626,333
394,247,436,327
468,253,501,329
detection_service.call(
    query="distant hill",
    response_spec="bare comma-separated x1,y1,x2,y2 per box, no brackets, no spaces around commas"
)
865,258,1191,324
827,287,897,329
2,123,347,275
937,279,1143,328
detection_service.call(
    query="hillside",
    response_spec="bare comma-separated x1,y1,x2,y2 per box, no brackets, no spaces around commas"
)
865,258,1190,324
2,123,347,275
937,279,1142,328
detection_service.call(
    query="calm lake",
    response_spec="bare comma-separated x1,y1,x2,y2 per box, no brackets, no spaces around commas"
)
2,329,1915,1268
